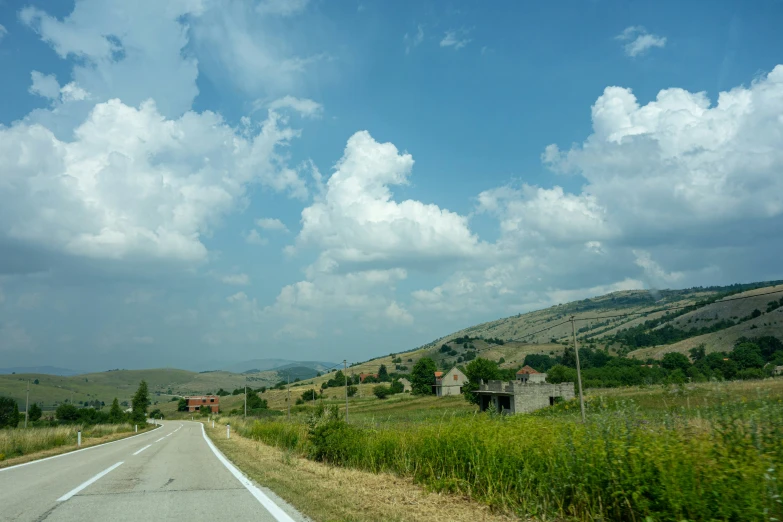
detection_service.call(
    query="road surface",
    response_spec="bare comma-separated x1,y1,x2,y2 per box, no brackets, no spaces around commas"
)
0,421,307,521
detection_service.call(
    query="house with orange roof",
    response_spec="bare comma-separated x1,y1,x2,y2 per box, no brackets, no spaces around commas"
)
516,365,547,384
434,367,468,397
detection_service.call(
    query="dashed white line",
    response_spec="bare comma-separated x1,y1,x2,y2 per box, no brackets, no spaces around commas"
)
57,462,124,502
133,445,152,456
155,437,165,443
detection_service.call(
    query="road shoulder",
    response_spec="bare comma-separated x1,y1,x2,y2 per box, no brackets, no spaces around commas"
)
203,421,518,522
0,424,161,470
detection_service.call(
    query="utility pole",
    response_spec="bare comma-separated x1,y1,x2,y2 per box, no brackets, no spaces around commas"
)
244,384,247,419
570,316,586,423
24,380,30,428
287,373,290,420
344,360,348,423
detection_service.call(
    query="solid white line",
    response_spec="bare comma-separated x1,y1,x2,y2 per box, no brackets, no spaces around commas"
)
155,437,165,443
0,425,162,473
133,444,152,456
200,423,295,522
57,461,124,501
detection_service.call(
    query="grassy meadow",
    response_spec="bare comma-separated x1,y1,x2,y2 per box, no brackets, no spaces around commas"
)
0,423,142,465
214,378,783,521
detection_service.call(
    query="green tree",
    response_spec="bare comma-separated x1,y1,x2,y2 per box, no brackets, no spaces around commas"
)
109,398,124,423
661,352,691,373
246,392,267,411
378,364,389,382
373,385,391,399
689,344,706,362
300,389,318,401
347,385,358,397
33,379,39,385
730,343,765,370
410,358,437,395
176,398,188,412
28,402,42,422
199,404,211,416
56,403,80,422
149,408,163,419
462,358,500,404
131,380,150,423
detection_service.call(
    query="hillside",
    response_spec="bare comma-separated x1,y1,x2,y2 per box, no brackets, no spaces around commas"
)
0,368,280,411
280,280,783,403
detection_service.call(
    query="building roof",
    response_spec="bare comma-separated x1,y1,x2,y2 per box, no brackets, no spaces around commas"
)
516,365,539,375
434,371,444,377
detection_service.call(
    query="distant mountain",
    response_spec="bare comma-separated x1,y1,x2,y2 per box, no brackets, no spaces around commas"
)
0,366,80,376
222,359,337,374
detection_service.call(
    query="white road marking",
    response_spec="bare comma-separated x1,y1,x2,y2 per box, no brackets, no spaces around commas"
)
155,437,165,443
0,425,162,473
57,461,124,501
200,424,295,522
133,445,152,456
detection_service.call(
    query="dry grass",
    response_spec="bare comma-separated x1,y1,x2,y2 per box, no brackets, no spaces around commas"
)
204,420,520,522
0,423,156,468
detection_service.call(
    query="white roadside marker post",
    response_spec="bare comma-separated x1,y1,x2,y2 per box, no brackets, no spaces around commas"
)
77,430,81,447
135,425,138,433
227,424,230,439
212,420,215,428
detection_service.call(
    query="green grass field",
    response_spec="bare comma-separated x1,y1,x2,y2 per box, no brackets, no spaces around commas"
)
217,378,783,521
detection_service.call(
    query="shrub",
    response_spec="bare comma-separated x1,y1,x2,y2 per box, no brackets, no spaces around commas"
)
373,386,391,399
347,386,358,397
27,403,42,422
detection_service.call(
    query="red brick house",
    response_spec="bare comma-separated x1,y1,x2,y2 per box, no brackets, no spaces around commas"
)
359,373,379,383
186,395,219,413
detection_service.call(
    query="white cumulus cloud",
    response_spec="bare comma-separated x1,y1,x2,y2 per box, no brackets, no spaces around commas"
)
295,130,485,268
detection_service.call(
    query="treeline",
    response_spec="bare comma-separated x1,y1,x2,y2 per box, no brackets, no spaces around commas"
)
0,380,153,429
532,336,783,388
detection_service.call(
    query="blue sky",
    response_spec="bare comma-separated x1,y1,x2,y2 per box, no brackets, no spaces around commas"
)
1,0,782,372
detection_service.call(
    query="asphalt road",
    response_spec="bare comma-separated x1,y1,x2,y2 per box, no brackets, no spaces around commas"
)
0,421,307,521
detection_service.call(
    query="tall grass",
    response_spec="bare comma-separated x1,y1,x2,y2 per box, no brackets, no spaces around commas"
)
235,394,783,521
0,423,135,460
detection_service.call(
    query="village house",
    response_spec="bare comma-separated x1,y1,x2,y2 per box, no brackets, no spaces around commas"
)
398,377,412,392
476,370,574,415
774,365,783,376
185,395,219,413
434,367,468,397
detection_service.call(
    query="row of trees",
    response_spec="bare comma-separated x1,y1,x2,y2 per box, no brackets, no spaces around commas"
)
540,336,783,388
0,380,152,428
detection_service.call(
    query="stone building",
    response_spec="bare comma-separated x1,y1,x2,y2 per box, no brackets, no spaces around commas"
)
398,377,412,392
434,367,468,396
475,373,574,415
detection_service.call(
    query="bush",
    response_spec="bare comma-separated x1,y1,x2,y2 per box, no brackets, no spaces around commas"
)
27,403,42,422
373,386,392,399
199,405,211,416
347,386,358,397
55,403,80,422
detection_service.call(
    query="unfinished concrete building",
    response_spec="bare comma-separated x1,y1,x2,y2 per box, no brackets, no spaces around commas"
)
475,373,574,415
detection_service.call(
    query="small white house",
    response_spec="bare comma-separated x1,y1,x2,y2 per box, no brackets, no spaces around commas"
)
434,367,468,397
398,378,412,392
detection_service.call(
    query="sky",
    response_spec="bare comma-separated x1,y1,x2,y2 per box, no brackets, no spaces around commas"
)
1,0,782,372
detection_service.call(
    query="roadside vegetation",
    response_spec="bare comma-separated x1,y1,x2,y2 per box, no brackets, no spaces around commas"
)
0,380,153,464
215,379,783,521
